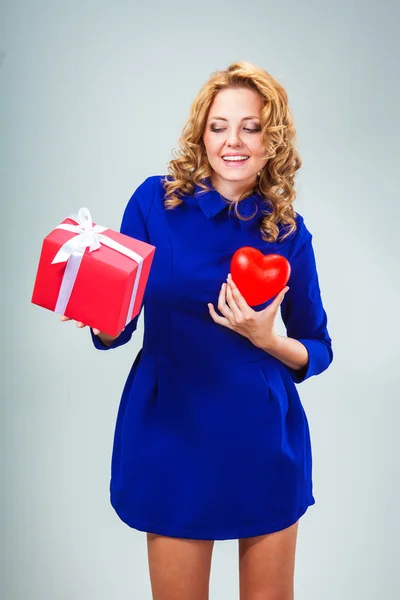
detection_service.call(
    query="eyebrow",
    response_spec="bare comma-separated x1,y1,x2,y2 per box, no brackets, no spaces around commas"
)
209,116,260,121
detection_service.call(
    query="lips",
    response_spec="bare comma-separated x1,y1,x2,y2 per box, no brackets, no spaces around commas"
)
221,156,250,164
221,155,250,159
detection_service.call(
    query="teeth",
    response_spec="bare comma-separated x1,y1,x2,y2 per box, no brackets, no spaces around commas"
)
222,156,249,161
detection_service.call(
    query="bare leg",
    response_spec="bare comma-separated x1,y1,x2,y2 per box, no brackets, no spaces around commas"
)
238,520,299,600
146,532,215,600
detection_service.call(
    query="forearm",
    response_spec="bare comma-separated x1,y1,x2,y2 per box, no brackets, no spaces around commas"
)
95,331,119,347
260,334,309,372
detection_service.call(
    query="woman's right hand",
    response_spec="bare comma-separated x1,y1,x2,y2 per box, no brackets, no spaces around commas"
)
59,315,124,346
60,315,101,335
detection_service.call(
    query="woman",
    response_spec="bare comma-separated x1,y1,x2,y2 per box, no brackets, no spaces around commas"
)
62,61,333,600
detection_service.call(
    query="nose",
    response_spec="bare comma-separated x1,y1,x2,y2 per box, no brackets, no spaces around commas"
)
226,128,243,147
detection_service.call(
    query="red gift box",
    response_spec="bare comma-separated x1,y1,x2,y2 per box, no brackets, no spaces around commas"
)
31,207,155,337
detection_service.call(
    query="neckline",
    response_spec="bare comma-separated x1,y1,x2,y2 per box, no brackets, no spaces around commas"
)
193,177,269,229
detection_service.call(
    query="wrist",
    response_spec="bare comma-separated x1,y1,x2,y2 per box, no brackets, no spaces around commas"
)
257,331,281,353
95,331,118,346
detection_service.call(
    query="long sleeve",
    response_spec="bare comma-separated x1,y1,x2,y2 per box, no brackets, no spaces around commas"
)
91,177,153,350
279,214,333,383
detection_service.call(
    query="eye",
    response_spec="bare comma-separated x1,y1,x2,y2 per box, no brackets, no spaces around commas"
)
210,126,261,133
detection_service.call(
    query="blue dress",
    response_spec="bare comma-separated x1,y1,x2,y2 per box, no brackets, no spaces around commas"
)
90,175,333,540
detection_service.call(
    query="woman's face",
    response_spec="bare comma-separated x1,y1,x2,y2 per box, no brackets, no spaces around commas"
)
202,87,269,188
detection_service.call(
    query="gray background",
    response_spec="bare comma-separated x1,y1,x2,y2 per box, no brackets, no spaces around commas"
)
2,1,399,598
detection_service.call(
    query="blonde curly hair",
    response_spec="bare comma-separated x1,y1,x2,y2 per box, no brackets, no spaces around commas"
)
162,61,302,243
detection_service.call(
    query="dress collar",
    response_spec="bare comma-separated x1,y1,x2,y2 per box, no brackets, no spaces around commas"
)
193,177,270,229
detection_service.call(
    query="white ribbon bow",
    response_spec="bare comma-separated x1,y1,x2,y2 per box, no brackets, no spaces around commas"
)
52,207,113,263
51,207,144,325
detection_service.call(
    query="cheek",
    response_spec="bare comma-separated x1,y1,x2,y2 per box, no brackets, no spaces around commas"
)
249,137,265,152
204,137,220,156
250,140,268,161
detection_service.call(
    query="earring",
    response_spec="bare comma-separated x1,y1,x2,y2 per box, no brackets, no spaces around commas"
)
257,170,262,177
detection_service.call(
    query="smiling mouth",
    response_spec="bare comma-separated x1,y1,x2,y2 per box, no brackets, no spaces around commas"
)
221,156,250,164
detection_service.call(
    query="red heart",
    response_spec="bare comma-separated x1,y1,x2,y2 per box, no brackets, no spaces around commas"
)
230,247,291,306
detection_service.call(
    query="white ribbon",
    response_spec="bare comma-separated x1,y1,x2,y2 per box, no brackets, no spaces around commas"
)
51,207,144,326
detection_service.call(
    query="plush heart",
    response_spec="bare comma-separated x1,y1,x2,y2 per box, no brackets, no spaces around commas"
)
230,247,291,306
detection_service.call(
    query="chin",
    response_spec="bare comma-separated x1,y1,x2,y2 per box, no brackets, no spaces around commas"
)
212,167,245,178
216,170,257,182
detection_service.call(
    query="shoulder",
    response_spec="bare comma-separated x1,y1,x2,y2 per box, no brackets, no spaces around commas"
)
142,174,167,192
278,210,312,258
125,174,164,217
274,209,309,244
134,174,169,202
131,174,162,198
292,211,311,241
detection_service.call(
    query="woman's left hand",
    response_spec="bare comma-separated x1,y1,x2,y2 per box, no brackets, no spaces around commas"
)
208,273,289,350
